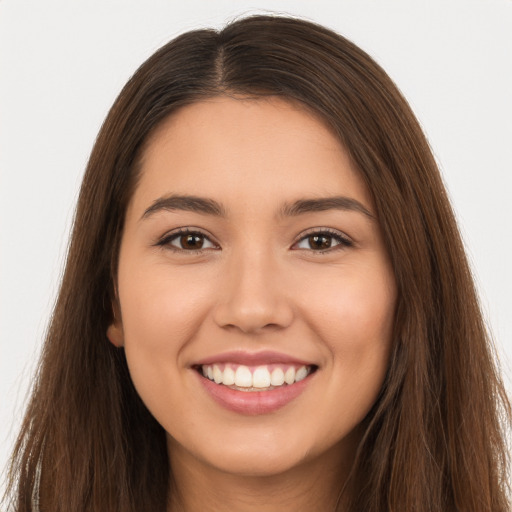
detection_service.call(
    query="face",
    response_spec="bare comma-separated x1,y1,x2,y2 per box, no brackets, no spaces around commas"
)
108,97,396,478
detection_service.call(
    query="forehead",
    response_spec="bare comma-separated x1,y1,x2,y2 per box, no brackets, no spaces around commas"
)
131,96,372,216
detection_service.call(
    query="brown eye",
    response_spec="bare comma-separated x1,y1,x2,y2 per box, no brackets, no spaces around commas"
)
294,230,353,252
308,234,333,250
179,233,205,250
160,230,217,252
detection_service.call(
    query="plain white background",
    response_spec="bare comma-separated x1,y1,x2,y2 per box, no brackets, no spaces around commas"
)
1,0,511,492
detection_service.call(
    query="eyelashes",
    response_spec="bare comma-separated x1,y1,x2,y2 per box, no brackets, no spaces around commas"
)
292,228,353,252
155,227,353,255
156,228,219,253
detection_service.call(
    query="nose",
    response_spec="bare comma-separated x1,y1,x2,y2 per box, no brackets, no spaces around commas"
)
212,250,294,334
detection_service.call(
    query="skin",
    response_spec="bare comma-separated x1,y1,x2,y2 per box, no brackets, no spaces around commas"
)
108,96,397,511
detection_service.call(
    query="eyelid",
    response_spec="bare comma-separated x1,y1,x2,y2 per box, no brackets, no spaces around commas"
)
291,227,354,251
155,227,220,251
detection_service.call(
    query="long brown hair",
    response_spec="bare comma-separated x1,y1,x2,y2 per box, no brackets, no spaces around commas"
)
4,14,510,512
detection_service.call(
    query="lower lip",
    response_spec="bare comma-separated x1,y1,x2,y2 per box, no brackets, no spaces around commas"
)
196,371,314,415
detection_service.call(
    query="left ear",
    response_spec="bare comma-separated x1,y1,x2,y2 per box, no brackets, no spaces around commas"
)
106,301,124,347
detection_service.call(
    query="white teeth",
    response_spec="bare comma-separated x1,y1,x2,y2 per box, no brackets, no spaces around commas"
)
295,366,308,382
223,366,235,386
252,366,271,388
284,367,295,385
270,367,285,386
235,366,253,387
201,363,313,388
213,365,223,384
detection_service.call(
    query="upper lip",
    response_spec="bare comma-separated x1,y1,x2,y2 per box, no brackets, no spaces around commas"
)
193,350,316,367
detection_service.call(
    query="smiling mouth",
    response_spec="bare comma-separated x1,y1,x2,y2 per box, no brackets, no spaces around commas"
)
195,363,318,392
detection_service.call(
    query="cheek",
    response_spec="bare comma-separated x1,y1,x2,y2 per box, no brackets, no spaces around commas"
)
300,262,395,403
303,262,395,347
119,263,214,346
116,262,216,411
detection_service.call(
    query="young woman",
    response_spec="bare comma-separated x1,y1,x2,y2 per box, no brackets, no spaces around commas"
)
4,14,511,512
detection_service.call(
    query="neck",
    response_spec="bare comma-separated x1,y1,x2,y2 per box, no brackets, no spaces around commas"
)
166,435,359,512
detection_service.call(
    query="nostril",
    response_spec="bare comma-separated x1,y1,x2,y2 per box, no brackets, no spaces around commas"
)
211,287,294,334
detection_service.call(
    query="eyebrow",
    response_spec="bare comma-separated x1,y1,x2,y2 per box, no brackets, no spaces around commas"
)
141,195,226,220
279,196,374,219
141,194,374,220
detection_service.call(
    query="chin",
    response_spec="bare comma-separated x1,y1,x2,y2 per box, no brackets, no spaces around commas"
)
208,450,310,478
